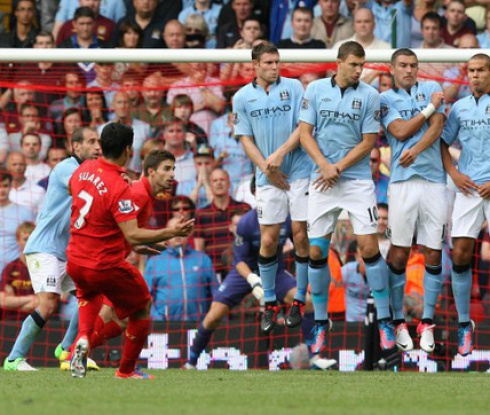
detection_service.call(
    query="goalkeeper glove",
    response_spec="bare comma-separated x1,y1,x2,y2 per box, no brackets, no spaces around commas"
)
246,273,264,301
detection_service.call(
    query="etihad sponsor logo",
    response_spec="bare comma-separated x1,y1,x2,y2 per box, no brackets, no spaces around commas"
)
319,110,360,121
250,105,291,117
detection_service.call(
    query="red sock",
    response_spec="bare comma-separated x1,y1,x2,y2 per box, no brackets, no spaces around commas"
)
89,316,106,349
76,294,103,349
90,320,123,349
118,318,150,374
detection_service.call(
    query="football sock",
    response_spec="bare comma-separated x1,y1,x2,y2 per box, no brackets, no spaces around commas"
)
77,295,104,341
91,319,124,349
301,313,315,357
387,263,406,321
118,318,150,374
294,255,309,304
189,322,214,366
422,263,444,321
364,253,391,320
8,309,46,361
451,263,472,323
61,306,79,351
308,257,330,321
258,253,278,303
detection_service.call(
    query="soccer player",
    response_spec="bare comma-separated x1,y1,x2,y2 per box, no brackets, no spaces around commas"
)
299,41,393,354
185,181,337,370
441,53,490,356
380,48,446,353
3,127,101,372
233,41,312,333
67,123,194,379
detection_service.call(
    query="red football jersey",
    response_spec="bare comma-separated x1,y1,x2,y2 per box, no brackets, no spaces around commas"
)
132,176,154,228
67,158,137,269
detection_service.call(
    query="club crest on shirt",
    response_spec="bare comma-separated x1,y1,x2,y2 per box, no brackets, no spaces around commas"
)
380,103,389,119
280,90,290,101
118,200,134,214
486,105,490,114
416,93,426,102
301,98,308,110
352,98,362,110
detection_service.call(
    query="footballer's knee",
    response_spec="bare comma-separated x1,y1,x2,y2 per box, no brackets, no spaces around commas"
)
424,248,442,266
203,302,228,330
389,246,410,269
132,300,152,320
37,292,60,319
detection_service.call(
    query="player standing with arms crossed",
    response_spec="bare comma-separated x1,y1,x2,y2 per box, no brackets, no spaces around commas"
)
233,42,312,333
299,41,393,354
380,48,446,352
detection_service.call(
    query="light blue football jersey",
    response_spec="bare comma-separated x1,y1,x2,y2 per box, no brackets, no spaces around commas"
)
233,76,312,187
380,81,446,184
442,93,490,186
24,157,81,261
299,77,380,180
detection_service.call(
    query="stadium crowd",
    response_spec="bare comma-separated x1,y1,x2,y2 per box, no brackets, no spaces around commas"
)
0,0,490,373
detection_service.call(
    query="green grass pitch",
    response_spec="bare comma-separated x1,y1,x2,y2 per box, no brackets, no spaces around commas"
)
1,369,490,415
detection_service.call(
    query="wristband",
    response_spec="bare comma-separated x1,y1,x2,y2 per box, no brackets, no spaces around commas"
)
421,103,436,119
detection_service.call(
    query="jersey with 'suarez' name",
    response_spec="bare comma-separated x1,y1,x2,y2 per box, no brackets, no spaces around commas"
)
24,157,80,261
381,81,446,184
442,93,490,186
232,76,312,187
67,157,137,270
299,77,380,181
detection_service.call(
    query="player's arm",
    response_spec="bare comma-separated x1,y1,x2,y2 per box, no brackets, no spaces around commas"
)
265,127,301,171
399,113,445,168
441,141,478,196
337,132,377,173
240,134,289,190
300,121,339,190
384,92,444,142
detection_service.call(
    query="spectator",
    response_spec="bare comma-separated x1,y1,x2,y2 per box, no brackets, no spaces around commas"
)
341,241,371,322
170,195,196,222
37,146,69,189
113,21,148,80
0,221,37,321
277,7,326,48
21,133,51,183
378,72,393,93
57,7,110,83
269,0,316,44
299,71,324,90
217,0,254,48
477,6,490,47
194,168,250,280
442,33,478,103
113,0,165,48
209,111,253,197
120,69,143,109
0,171,35,274
132,72,170,137
412,0,441,47
171,94,208,151
55,0,116,46
145,216,216,322
48,69,85,128
0,0,39,48
7,102,53,160
167,63,225,135
377,202,390,259
179,0,222,48
6,151,46,216
98,91,150,173
0,80,35,134
218,0,269,38
441,0,477,46
40,0,59,32
311,0,354,48
87,63,120,107
184,144,215,208
140,137,165,165
183,13,210,48
52,0,126,40
163,19,186,48
53,107,83,151
81,87,110,129
419,11,453,48
368,0,413,48
371,147,389,204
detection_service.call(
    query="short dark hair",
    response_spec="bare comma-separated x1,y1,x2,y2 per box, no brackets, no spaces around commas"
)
21,132,41,146
118,21,144,48
0,171,13,183
143,150,176,177
377,202,389,211
337,41,365,61
469,53,490,69
74,6,95,21
292,6,314,20
35,30,55,44
71,126,96,145
391,48,417,65
161,115,186,133
172,94,194,111
420,11,443,30
252,41,279,62
19,102,38,116
100,123,134,159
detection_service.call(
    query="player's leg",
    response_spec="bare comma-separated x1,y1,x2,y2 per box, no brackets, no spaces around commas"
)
256,184,288,333
449,192,482,356
4,254,63,371
186,302,230,369
90,301,126,349
286,178,310,327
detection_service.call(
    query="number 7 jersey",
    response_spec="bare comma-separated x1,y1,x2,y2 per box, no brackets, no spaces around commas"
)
67,158,137,270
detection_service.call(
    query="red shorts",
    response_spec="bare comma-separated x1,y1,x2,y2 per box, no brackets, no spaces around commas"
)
67,261,151,320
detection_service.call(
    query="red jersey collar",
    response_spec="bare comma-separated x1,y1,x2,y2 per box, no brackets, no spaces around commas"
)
97,157,127,174
140,176,155,201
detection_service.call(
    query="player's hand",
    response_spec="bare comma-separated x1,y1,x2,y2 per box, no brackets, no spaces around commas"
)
478,182,490,199
265,169,290,190
430,92,444,110
246,273,264,301
399,148,419,168
265,151,284,172
452,170,479,196
173,216,195,237
133,245,162,255
313,163,340,191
